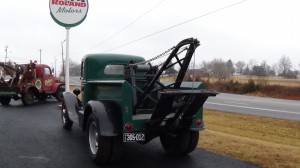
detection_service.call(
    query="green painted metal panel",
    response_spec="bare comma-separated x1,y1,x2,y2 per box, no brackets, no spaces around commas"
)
0,91,16,95
82,54,145,81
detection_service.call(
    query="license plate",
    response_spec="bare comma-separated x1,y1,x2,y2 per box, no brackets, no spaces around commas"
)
123,133,145,142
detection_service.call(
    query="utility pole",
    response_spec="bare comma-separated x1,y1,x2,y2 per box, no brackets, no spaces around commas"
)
4,46,8,64
54,57,57,77
38,49,42,64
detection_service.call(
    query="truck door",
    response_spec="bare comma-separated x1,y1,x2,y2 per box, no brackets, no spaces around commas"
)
42,67,53,92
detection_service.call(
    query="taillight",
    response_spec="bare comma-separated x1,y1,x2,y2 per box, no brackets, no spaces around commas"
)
124,123,133,132
196,119,202,127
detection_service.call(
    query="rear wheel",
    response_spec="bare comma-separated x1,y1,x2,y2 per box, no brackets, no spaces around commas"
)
183,131,199,154
55,85,64,102
21,90,34,105
61,101,73,130
0,96,11,105
110,135,124,163
87,114,112,165
160,130,199,156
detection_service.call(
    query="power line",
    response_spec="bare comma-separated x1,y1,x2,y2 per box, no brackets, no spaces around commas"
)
77,0,165,55
103,0,247,52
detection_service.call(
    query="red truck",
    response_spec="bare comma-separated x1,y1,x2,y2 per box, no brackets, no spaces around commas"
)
0,61,65,105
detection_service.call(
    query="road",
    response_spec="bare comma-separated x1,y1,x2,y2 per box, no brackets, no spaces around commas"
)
0,99,258,168
70,76,81,86
204,93,300,121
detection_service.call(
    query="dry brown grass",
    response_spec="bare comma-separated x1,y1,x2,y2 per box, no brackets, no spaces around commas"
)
201,76,300,87
232,76,300,87
198,110,300,168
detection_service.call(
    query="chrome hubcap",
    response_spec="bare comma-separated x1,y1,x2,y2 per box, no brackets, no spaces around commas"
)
62,108,66,124
89,122,98,155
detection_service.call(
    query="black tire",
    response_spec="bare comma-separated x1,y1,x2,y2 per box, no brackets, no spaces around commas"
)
0,96,11,105
55,86,64,102
110,135,124,163
87,114,112,165
184,131,199,154
21,90,34,105
61,101,73,130
160,130,191,156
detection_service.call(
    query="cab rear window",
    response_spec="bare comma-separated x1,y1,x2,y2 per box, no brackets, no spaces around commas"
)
104,65,124,75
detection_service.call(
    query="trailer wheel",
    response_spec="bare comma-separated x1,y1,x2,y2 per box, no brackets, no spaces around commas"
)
87,114,112,165
160,130,192,156
0,96,11,105
61,101,73,130
21,90,34,105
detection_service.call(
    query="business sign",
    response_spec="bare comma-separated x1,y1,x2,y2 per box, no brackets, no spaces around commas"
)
49,0,89,28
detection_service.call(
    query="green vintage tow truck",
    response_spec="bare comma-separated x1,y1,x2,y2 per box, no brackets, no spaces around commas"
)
61,38,217,165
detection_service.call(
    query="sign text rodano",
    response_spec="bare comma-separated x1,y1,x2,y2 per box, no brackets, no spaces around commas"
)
49,0,89,28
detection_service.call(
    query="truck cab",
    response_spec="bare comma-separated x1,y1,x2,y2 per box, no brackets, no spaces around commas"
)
34,64,56,92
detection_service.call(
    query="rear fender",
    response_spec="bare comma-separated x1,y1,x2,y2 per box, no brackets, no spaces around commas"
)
62,92,80,125
85,100,122,137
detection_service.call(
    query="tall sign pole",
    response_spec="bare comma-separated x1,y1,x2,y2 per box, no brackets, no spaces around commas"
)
65,28,70,91
49,0,89,91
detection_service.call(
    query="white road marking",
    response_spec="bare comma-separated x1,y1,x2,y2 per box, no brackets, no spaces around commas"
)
214,94,300,107
223,101,249,106
206,102,300,115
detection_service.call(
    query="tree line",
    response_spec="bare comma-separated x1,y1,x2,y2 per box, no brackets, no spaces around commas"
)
196,55,299,81
66,55,300,80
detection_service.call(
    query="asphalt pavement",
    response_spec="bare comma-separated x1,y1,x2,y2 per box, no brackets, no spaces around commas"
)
205,93,300,121
0,99,258,168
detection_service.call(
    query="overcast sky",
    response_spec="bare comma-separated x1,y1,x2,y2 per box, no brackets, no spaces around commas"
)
1,0,300,72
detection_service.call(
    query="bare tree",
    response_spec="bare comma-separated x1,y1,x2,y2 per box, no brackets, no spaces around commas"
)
248,59,257,69
235,61,245,74
272,64,278,76
260,60,272,75
60,59,81,76
210,58,230,82
198,61,212,75
226,59,235,76
243,64,251,75
278,55,292,77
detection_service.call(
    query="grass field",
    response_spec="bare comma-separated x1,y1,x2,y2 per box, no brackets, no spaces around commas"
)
162,75,300,87
201,76,300,87
199,110,300,168
232,76,300,87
